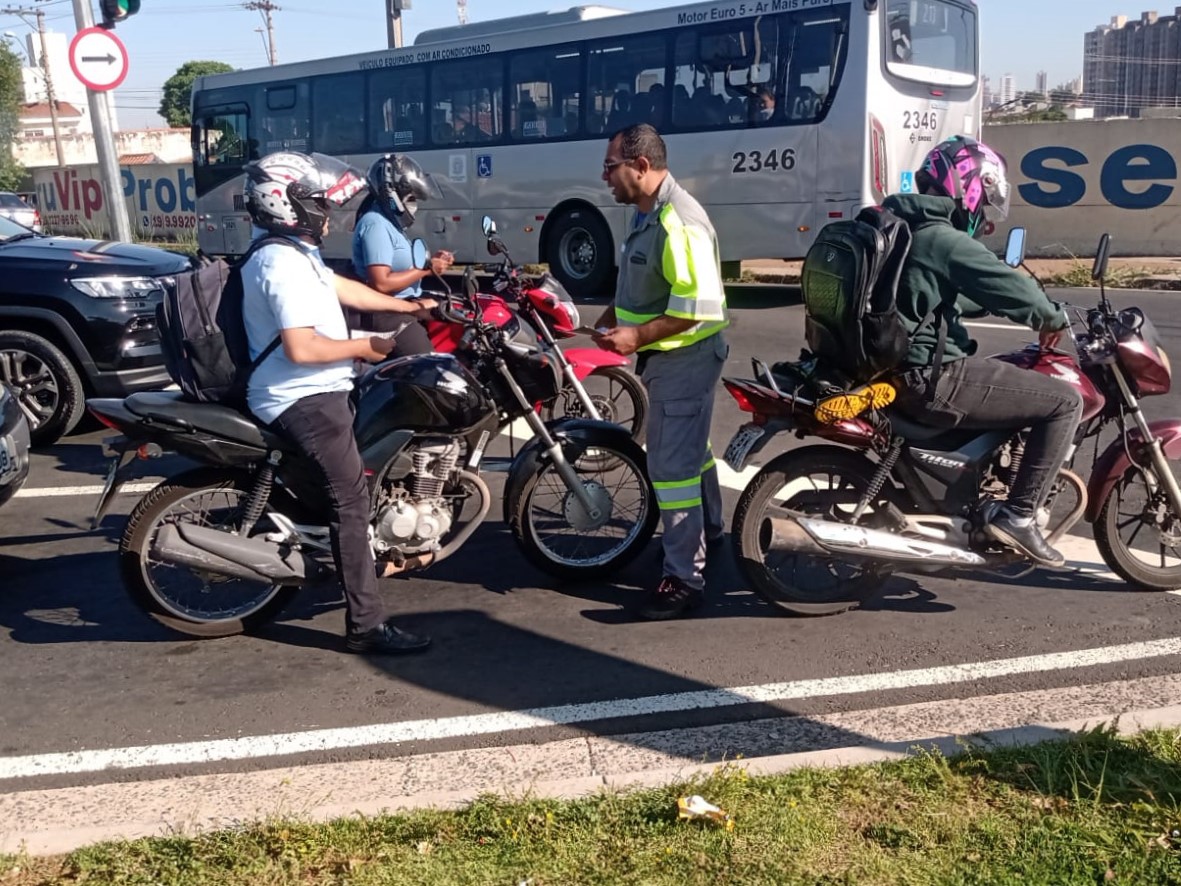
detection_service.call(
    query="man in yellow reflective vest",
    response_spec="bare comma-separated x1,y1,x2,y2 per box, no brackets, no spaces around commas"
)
592,123,729,620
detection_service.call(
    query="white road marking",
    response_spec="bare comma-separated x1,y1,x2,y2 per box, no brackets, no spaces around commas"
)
4,636,1181,780
14,482,159,499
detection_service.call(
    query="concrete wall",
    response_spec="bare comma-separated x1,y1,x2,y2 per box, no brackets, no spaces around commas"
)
982,119,1181,257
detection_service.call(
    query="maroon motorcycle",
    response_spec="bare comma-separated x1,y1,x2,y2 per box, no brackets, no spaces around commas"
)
722,231,1181,615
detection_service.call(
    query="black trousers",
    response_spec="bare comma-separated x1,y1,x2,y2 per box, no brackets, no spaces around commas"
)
894,357,1083,517
270,391,384,635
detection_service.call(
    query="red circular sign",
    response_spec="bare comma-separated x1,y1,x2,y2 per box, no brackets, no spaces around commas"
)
68,27,129,92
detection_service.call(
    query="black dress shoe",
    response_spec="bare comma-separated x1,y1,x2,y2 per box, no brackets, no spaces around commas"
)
986,510,1065,567
346,618,432,654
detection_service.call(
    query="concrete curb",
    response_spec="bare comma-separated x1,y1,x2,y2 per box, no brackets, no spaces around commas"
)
5,682,1181,857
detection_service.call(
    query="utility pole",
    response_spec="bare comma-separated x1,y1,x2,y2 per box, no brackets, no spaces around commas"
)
1,4,66,168
70,0,131,242
242,1,278,66
387,0,410,49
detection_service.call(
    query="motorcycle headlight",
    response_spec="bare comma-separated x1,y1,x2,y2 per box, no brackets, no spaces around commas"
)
70,276,169,299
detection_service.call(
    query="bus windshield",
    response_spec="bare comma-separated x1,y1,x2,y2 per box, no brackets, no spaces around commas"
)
884,0,976,87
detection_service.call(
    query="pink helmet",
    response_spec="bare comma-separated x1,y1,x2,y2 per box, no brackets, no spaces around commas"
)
917,136,1011,238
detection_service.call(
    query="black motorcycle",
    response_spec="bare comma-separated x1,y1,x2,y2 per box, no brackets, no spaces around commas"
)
87,240,657,638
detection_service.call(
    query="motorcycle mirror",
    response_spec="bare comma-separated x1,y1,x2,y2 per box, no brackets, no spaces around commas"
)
1092,233,1112,281
410,238,430,271
481,216,496,237
1003,227,1027,268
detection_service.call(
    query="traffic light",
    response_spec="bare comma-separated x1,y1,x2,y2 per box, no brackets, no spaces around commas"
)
100,0,141,27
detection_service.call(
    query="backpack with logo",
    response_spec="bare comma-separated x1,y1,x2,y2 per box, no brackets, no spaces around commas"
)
156,237,295,407
802,206,944,386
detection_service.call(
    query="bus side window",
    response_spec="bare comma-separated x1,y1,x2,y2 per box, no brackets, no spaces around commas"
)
587,34,667,136
313,72,366,155
432,59,503,145
510,44,581,141
368,67,427,150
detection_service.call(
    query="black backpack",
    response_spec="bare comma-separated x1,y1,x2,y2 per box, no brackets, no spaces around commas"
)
802,206,943,386
157,237,294,406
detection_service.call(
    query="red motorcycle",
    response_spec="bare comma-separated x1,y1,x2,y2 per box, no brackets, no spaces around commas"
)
423,216,646,449
721,231,1181,615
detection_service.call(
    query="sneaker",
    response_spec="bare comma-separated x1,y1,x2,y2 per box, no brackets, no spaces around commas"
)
345,618,432,654
637,576,704,621
986,510,1065,567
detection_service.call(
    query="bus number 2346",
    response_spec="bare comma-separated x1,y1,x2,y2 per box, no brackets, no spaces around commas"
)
732,148,797,174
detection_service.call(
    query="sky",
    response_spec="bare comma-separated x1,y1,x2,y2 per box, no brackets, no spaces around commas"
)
0,0,1147,130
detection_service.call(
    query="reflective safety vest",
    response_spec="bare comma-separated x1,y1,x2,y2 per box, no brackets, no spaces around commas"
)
615,173,729,352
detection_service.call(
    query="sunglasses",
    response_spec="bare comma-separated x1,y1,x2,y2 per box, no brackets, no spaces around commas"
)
602,158,631,173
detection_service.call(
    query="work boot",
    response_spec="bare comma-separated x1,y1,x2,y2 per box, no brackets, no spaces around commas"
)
986,509,1065,567
637,576,703,621
346,618,432,654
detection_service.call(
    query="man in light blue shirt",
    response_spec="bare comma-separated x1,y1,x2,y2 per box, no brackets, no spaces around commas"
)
241,151,436,656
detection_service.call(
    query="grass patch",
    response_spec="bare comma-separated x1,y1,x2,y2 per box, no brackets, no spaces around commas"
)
1041,261,1157,289
6,725,1181,884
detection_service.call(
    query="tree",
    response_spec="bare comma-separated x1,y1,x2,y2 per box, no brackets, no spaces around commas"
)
0,40,26,192
158,60,235,128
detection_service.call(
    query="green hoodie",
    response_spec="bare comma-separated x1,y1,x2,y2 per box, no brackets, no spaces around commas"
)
881,194,1068,368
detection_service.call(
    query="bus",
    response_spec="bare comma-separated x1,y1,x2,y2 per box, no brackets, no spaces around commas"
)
190,0,979,297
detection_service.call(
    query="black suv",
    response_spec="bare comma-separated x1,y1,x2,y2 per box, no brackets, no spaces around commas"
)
0,215,192,446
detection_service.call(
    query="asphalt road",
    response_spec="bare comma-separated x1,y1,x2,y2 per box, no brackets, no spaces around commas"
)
4,285,1181,795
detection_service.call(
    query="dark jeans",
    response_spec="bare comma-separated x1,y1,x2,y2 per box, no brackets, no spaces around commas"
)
270,391,384,636
894,357,1083,517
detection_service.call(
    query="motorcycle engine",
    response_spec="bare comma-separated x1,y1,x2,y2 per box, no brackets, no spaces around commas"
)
373,440,460,553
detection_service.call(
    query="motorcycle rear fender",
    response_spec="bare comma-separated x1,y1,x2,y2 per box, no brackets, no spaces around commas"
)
560,347,631,380
502,418,640,522
1085,420,1181,522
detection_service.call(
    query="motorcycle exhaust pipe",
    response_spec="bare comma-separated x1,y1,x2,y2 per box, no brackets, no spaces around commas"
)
765,514,987,567
151,523,315,585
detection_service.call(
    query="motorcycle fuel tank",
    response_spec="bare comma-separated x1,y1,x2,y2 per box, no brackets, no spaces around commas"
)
353,353,495,449
992,346,1106,422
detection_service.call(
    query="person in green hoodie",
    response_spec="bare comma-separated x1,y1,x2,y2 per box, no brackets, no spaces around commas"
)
882,135,1081,568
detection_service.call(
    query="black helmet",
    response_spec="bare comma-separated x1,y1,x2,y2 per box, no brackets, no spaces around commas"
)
365,154,442,228
243,151,366,244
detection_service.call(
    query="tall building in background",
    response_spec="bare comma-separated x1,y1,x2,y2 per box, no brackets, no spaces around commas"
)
999,73,1017,106
1036,70,1049,95
1084,10,1181,118
981,74,993,107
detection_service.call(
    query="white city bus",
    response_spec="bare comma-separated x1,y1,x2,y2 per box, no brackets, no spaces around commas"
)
190,0,979,296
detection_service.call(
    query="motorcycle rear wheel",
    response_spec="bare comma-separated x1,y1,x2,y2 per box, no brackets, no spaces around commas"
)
508,436,658,579
542,365,648,445
120,470,298,637
1094,458,1181,590
733,447,895,616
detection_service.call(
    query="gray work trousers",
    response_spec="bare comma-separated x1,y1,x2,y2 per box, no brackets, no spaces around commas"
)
640,332,727,590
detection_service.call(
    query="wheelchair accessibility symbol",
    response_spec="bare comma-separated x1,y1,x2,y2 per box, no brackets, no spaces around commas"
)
899,171,916,194
477,155,493,178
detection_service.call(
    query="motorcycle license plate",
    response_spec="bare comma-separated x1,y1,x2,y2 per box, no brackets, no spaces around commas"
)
723,423,766,472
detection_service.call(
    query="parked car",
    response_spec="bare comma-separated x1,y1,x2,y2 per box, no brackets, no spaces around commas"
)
0,214,192,446
0,382,31,509
0,191,41,232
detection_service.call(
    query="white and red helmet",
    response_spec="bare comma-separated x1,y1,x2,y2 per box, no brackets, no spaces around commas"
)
243,151,366,243
917,136,1010,238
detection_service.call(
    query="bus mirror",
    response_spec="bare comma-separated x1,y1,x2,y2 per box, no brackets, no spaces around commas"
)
410,238,429,271
698,31,752,67
1003,228,1026,268
481,215,495,237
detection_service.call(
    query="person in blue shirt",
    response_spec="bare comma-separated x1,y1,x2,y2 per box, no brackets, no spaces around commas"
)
241,151,437,656
350,154,452,352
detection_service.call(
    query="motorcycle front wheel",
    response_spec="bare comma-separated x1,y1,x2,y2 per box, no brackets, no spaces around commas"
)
120,469,298,637
733,447,895,616
1094,457,1181,590
507,436,658,579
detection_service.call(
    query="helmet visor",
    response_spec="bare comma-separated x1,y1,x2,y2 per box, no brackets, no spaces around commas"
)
308,153,368,207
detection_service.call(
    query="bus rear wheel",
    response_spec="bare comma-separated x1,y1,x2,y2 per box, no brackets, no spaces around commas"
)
545,208,614,299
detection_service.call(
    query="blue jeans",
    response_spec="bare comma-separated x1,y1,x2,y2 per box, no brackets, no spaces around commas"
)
894,356,1083,517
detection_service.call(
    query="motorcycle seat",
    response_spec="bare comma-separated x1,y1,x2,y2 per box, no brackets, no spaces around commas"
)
124,391,291,451
886,410,978,448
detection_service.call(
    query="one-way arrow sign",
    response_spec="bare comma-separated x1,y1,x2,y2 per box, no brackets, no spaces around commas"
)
69,27,129,92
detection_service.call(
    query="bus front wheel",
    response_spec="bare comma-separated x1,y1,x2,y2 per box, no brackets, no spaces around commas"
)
545,208,614,299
